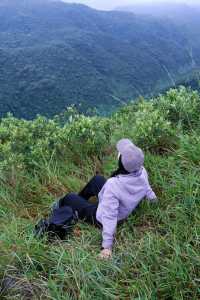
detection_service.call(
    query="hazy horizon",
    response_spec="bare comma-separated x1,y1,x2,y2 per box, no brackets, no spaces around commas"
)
62,0,200,10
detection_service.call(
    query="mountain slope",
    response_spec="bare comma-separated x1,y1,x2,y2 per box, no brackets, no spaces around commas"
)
0,0,198,119
116,3,200,68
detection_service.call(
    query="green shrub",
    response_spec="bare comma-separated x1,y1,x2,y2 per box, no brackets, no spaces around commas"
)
112,100,177,152
0,113,113,173
0,115,65,170
64,115,112,158
155,86,200,130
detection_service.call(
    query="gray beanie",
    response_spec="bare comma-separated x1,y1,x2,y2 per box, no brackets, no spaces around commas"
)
116,139,144,173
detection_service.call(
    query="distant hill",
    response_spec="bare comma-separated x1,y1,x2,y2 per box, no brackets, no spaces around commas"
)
116,3,197,18
177,71,200,92
116,3,200,68
0,0,199,119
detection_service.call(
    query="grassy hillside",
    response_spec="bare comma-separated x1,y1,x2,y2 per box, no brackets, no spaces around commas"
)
0,0,197,119
0,87,200,299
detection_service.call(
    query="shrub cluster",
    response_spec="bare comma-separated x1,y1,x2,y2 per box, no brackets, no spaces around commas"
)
0,114,112,172
155,86,200,130
0,87,199,173
112,99,176,153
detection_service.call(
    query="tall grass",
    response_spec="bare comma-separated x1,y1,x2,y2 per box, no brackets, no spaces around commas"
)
0,87,200,299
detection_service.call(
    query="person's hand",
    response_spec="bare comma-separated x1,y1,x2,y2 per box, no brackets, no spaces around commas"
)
99,248,112,259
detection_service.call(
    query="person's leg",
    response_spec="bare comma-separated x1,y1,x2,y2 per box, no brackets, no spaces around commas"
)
59,193,98,224
79,175,107,200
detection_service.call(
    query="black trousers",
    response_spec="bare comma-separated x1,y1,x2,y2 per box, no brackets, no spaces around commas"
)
59,175,107,224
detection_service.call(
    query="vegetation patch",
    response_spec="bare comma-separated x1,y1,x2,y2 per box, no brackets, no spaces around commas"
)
0,87,200,299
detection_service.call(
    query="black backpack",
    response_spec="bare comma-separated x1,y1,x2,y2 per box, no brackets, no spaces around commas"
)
34,205,77,240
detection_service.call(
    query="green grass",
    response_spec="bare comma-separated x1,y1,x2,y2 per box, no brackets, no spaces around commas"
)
0,87,200,299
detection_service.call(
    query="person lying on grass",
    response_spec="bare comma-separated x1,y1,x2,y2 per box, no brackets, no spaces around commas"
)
59,139,157,259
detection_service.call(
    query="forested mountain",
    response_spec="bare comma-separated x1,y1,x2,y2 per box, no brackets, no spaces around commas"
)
0,0,199,119
178,74,200,92
116,3,200,68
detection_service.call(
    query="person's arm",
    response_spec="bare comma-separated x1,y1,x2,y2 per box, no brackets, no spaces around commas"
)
143,168,157,202
146,185,158,203
98,187,119,258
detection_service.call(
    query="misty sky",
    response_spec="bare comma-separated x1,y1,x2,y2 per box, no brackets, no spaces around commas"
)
62,0,200,10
